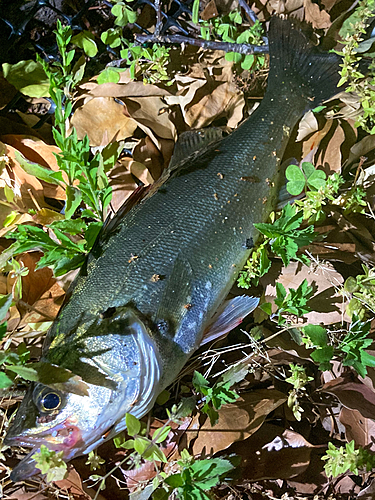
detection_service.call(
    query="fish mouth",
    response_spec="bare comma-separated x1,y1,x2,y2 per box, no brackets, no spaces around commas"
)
9,448,41,482
6,419,84,482
5,419,83,453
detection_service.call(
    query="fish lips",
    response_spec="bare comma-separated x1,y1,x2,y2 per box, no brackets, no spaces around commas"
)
9,448,41,482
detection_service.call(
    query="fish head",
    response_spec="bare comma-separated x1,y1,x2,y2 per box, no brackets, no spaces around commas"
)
5,307,162,481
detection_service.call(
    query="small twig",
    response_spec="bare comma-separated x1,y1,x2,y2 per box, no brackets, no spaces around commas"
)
237,0,258,24
154,0,163,38
135,33,269,55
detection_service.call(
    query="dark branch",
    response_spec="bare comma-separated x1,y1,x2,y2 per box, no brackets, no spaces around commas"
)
237,0,258,24
134,33,269,55
154,0,162,38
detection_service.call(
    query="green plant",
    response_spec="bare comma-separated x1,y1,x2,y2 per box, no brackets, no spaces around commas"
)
197,10,266,72
238,204,317,289
32,445,68,482
192,365,247,425
259,279,314,325
160,449,235,500
302,317,375,377
2,20,121,275
285,363,313,421
113,413,169,463
344,264,375,319
336,0,375,134
322,440,375,477
99,4,172,85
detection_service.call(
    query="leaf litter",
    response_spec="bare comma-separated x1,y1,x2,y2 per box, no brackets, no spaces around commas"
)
1,0,375,498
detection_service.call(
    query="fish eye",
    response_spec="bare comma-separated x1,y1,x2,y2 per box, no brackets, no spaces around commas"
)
34,387,63,413
40,392,61,411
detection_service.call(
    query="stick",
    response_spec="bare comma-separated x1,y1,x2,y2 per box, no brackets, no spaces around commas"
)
135,33,269,55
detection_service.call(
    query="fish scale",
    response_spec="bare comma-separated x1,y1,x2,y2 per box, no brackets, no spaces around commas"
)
6,16,344,482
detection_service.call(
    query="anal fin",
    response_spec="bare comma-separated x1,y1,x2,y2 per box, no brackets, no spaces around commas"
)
201,295,259,346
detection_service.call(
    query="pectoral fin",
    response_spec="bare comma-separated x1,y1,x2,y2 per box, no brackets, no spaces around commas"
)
201,295,259,346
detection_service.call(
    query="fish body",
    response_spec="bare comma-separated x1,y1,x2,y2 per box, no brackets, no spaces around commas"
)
6,16,342,481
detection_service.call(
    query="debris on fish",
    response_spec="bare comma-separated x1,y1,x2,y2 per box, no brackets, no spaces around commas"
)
5,16,343,482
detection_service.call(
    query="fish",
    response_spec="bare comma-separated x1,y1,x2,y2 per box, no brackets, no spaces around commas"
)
5,16,343,481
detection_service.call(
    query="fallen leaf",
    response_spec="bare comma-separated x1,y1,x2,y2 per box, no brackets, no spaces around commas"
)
339,407,375,451
192,389,286,456
70,97,138,147
125,97,177,141
201,0,219,20
54,466,91,498
303,0,331,29
229,424,316,480
323,372,375,419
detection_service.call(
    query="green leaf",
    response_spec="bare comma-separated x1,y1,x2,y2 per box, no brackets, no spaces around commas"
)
192,0,200,24
101,28,122,48
303,324,328,347
286,164,306,196
241,54,255,70
193,371,209,392
15,151,63,185
6,364,39,381
50,218,87,235
71,31,98,57
0,371,13,388
2,60,50,97
126,413,141,436
165,473,184,488
260,301,272,315
65,186,82,219
152,425,171,444
97,67,122,84
311,346,334,371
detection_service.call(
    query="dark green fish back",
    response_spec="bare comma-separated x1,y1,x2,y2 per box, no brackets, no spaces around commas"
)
44,16,343,382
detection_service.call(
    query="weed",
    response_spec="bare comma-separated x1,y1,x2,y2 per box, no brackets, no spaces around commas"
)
322,440,375,477
336,0,375,134
285,364,313,421
33,445,68,482
161,449,235,500
196,7,266,72
344,264,375,319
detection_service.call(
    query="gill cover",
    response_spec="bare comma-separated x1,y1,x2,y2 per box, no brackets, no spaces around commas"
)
6,306,162,481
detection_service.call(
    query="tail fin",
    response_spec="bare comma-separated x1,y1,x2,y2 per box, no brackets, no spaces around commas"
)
267,16,342,107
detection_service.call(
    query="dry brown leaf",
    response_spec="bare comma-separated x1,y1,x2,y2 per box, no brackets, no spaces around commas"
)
314,120,357,174
54,466,91,499
70,97,138,147
230,424,315,480
108,158,139,212
339,407,375,451
78,80,172,99
180,54,245,129
2,143,46,211
347,134,375,167
358,479,375,499
7,252,65,324
2,134,66,200
191,389,286,456
201,0,219,20
303,0,331,28
130,161,154,186
132,136,165,181
323,372,375,419
125,97,177,141
8,489,48,500
296,111,319,142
